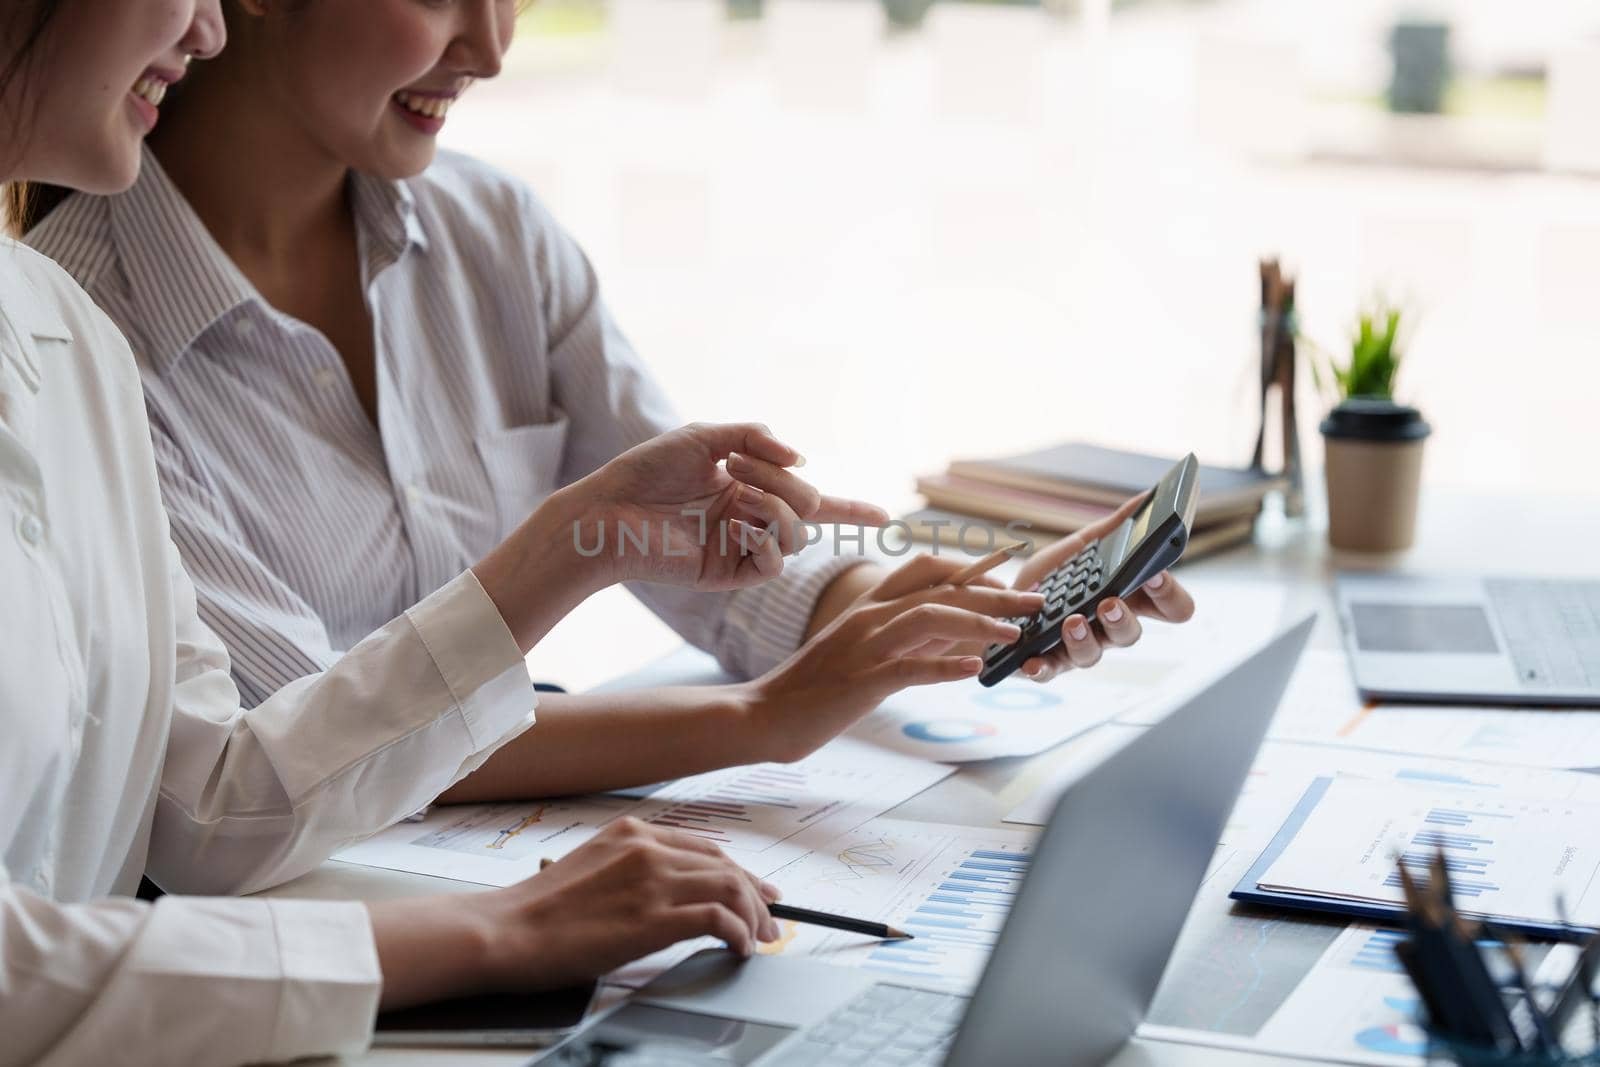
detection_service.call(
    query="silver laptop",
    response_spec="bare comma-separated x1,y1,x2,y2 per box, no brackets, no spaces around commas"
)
1337,574,1600,706
527,614,1315,1067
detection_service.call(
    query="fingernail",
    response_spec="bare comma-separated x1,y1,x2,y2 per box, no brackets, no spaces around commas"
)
1068,618,1089,641
737,483,763,506
1026,663,1044,678
1103,600,1124,623
764,918,780,941
997,623,1021,641
960,656,983,673
791,453,807,468
1019,592,1045,608
727,451,748,472
1146,572,1167,591
762,880,782,901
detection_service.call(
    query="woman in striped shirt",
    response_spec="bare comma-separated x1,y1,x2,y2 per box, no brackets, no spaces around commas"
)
23,0,1194,802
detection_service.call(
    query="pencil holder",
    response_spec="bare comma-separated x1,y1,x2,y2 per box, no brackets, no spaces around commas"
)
1427,1035,1600,1066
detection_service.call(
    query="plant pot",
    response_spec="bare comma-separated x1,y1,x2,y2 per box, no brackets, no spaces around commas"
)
1320,398,1430,552
882,0,935,31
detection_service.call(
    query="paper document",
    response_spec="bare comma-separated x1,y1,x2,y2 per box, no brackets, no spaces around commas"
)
1141,845,1566,1066
1147,920,1458,1065
589,645,1113,764
607,816,1039,993
1078,577,1292,727
1008,730,1600,837
848,674,1113,762
758,817,1038,993
334,737,952,886
1258,778,1600,927
1271,652,1600,770
1002,723,1141,825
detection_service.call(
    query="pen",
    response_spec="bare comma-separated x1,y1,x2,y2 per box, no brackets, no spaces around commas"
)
539,859,912,942
945,542,1026,586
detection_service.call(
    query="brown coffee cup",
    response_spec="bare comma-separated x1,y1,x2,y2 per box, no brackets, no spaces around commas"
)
1320,398,1430,552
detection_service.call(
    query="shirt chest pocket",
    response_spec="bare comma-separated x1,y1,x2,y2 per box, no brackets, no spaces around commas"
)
473,412,571,535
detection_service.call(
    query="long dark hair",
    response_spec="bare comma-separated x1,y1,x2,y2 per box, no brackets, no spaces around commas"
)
2,0,68,237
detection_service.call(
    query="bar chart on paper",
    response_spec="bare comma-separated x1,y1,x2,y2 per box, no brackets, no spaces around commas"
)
1257,778,1600,927
642,764,813,848
760,817,1038,993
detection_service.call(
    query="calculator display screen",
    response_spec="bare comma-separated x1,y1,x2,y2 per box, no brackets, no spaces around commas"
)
1126,495,1156,546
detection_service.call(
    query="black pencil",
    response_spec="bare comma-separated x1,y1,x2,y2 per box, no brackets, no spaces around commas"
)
769,903,912,941
540,859,912,942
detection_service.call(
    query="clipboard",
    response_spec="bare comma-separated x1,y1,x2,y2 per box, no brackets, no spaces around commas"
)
1229,777,1597,941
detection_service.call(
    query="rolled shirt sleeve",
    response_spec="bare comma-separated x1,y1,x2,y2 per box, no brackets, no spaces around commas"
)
0,879,380,1067
149,546,536,897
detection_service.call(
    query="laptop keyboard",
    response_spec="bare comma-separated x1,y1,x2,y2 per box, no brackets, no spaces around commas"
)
1487,579,1600,690
762,984,966,1066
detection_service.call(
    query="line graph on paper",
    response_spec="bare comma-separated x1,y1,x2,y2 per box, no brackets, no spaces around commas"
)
797,837,902,896
411,802,591,862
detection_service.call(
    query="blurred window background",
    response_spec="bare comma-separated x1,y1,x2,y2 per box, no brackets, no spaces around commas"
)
448,0,1600,681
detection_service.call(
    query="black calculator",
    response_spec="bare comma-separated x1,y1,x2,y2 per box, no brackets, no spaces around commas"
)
978,453,1201,687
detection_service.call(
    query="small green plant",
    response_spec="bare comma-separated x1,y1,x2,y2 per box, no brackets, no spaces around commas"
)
1310,303,1407,401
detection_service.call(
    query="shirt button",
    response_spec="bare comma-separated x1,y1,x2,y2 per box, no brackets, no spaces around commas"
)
405,484,422,504
313,368,339,388
19,514,43,545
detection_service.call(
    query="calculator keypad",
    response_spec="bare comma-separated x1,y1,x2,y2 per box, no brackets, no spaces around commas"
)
983,540,1103,667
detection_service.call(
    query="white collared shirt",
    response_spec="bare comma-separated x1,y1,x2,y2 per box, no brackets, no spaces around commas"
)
0,238,536,1064
28,149,861,707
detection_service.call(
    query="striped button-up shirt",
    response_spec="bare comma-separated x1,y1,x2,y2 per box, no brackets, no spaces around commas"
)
30,148,859,708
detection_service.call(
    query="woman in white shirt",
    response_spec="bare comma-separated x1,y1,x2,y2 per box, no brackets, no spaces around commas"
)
21,0,1197,803
0,2,1044,1062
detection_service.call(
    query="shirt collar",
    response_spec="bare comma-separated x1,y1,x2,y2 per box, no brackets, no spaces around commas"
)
0,240,74,394
110,146,259,373
0,240,74,344
111,147,429,374
349,168,430,267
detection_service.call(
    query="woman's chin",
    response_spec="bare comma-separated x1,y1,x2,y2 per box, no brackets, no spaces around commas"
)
38,132,144,197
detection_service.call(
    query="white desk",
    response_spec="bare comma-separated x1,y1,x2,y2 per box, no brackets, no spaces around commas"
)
266,487,1600,1067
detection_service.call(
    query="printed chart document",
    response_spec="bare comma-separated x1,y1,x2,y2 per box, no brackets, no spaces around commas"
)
759,817,1038,993
334,737,952,886
848,673,1113,762
1141,841,1568,1066
606,816,1039,993
1256,778,1600,927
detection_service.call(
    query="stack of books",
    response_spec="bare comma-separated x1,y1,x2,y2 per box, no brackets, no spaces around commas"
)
904,442,1283,561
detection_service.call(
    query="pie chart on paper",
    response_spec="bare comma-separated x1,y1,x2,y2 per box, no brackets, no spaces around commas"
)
902,720,1000,744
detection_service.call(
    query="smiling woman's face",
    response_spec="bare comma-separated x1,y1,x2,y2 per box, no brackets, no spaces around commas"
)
238,0,517,180
1,0,225,188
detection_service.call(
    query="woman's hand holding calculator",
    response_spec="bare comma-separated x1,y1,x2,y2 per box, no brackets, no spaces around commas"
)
1008,495,1197,684
741,556,1045,762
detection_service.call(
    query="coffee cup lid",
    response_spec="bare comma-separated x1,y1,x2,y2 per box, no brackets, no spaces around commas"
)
1319,397,1431,442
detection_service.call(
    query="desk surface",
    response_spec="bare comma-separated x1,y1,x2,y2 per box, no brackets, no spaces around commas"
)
268,487,1600,1067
